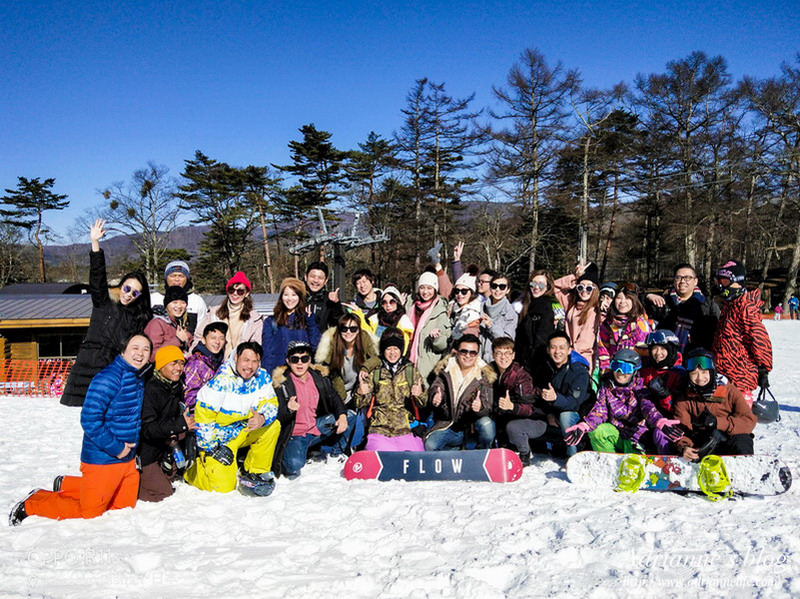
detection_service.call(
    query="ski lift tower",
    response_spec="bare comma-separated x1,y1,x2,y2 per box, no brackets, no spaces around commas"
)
288,208,389,289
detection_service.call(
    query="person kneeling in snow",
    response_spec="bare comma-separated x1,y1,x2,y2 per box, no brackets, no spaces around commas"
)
672,349,756,460
564,349,682,454
137,345,196,503
271,341,352,479
354,328,427,451
10,334,151,526
425,334,496,451
184,342,280,497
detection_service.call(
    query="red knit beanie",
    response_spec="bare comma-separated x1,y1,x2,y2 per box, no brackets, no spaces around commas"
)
226,271,251,292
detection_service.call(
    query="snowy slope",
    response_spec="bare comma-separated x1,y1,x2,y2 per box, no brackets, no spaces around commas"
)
1,321,798,599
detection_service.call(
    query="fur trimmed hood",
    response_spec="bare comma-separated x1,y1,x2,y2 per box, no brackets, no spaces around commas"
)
314,325,379,365
271,363,329,388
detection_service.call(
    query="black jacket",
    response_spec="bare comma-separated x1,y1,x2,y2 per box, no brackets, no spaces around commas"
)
138,374,190,467
515,295,556,380
60,250,148,407
644,290,720,353
271,365,346,476
306,287,343,332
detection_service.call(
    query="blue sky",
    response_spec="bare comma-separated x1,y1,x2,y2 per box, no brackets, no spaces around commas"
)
2,0,798,239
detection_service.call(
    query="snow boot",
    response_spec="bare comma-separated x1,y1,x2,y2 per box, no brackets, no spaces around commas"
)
519,451,532,467
52,475,64,492
9,489,40,526
238,470,276,497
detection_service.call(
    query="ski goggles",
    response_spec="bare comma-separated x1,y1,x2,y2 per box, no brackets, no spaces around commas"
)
609,360,637,375
686,354,714,372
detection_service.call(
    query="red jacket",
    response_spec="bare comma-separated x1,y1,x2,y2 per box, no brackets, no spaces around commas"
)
712,289,772,391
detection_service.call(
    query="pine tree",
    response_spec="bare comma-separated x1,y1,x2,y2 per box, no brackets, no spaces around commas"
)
0,176,69,282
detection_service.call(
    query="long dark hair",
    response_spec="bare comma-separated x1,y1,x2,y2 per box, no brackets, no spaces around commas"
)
329,313,367,372
274,277,308,328
607,283,645,323
216,295,253,322
519,270,554,320
119,271,152,333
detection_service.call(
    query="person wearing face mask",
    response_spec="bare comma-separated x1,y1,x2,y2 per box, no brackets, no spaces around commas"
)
137,346,196,503
60,219,152,407
354,328,427,451
672,349,756,460
183,322,228,411
195,271,264,359
642,263,720,354
563,349,682,454
10,335,152,525
271,342,351,478
711,260,773,408
261,277,321,374
553,261,601,370
479,274,518,363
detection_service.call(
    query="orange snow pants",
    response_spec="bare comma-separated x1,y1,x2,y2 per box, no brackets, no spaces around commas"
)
25,460,139,520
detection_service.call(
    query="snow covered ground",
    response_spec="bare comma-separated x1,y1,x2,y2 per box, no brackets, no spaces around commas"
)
2,320,799,599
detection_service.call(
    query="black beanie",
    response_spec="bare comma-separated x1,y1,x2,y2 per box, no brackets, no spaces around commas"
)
578,263,600,287
164,285,188,305
380,327,405,355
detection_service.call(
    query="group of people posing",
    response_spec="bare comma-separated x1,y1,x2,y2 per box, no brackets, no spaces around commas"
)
9,224,775,525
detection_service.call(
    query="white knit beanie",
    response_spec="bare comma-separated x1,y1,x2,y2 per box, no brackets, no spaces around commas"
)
454,273,477,293
417,271,439,292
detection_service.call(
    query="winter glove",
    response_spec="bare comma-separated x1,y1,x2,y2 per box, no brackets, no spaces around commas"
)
696,429,729,459
694,408,717,433
758,366,770,389
208,444,234,466
564,422,590,446
648,375,670,399
412,424,428,439
655,418,683,442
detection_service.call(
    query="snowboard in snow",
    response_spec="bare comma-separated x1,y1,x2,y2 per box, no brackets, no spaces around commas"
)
344,448,523,482
566,451,792,496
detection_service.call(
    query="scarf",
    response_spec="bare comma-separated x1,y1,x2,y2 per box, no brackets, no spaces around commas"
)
409,298,437,366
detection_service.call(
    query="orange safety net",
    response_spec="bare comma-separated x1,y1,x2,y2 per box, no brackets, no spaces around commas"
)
0,359,74,397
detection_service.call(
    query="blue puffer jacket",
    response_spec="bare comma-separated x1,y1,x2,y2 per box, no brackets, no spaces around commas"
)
79,354,146,465
260,313,321,374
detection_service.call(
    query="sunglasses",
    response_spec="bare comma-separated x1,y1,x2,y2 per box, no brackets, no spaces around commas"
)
490,282,508,290
227,287,247,296
609,360,637,375
121,284,141,299
686,355,714,372
288,354,311,364
457,348,479,356
478,279,492,285
381,298,397,305
454,288,471,296
576,284,595,293
529,282,547,290
339,325,359,333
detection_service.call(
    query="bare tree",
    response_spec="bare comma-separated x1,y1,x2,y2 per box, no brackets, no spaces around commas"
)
101,162,180,284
